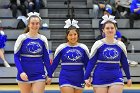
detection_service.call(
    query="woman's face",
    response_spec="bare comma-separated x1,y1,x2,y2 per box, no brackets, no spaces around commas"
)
103,23,116,38
28,17,40,32
67,29,78,45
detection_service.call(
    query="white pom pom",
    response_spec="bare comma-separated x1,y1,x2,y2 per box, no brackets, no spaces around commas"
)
0,30,5,35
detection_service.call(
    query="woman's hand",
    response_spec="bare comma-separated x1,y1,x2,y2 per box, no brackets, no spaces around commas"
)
127,79,132,87
20,72,28,81
85,78,91,87
46,77,52,85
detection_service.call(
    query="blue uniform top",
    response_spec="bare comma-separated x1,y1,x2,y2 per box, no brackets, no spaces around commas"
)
84,39,131,84
14,33,52,81
51,43,89,74
0,31,7,48
130,0,140,14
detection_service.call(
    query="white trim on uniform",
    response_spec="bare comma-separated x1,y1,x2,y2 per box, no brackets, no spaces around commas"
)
97,60,120,63
93,82,124,87
16,79,46,83
20,54,43,57
61,63,84,65
60,84,83,90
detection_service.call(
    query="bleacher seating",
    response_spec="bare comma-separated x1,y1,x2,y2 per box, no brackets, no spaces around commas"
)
49,19,92,28
0,9,48,18
95,29,140,39
119,29,140,39
0,0,140,84
4,29,51,40
0,19,49,28
92,19,140,28
0,67,17,84
0,0,9,8
0,9,13,18
51,28,95,40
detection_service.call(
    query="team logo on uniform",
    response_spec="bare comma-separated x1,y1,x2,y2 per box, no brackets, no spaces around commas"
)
119,78,124,82
103,47,119,60
64,49,82,62
26,41,42,54
81,83,85,88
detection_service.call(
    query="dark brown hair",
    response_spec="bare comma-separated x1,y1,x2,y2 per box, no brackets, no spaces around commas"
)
102,21,117,30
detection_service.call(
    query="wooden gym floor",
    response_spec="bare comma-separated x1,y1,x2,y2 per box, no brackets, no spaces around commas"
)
0,84,139,91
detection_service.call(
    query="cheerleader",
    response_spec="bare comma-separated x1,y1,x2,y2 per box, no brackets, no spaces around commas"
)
0,29,10,67
84,15,132,93
14,12,52,93
51,19,89,93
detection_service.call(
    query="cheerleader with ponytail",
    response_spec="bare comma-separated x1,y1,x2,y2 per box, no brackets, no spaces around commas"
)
84,15,132,93
14,12,52,93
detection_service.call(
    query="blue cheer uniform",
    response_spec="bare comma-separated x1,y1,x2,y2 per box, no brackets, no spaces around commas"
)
84,39,131,87
0,31,7,49
14,33,52,83
51,43,89,89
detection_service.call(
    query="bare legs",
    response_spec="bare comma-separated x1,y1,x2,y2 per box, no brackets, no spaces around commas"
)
0,49,10,67
94,87,108,93
18,83,32,93
32,81,46,93
108,85,124,93
93,84,124,93
60,86,83,93
18,81,46,93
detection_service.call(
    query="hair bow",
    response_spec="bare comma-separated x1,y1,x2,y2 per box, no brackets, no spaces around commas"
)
101,15,117,24
17,16,27,26
26,12,42,21
64,19,79,28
